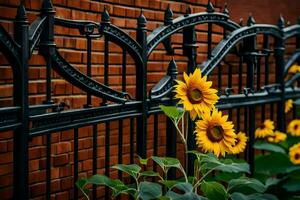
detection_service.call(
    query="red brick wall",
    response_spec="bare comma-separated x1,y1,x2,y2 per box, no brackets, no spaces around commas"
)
0,0,298,199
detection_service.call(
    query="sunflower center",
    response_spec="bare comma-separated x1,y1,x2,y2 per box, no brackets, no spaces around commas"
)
295,153,300,160
188,88,203,103
207,125,224,142
294,124,298,130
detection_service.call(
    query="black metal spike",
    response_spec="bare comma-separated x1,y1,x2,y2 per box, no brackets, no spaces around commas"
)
101,6,110,23
167,58,178,79
137,9,147,27
223,2,229,16
277,14,285,29
239,18,244,26
42,0,54,11
247,14,255,26
164,5,173,25
185,6,191,16
15,2,27,21
206,0,215,13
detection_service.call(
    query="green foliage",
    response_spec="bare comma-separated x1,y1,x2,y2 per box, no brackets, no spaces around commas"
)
230,192,279,200
111,164,141,179
200,181,228,200
139,182,162,200
159,105,184,124
228,177,266,194
166,182,206,200
253,141,286,154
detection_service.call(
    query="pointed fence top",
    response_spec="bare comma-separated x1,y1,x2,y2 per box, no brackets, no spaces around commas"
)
137,9,147,26
167,58,178,77
206,0,215,13
223,2,229,16
101,6,110,23
164,5,173,24
42,0,54,12
185,6,191,16
239,18,244,26
247,14,255,26
277,14,285,29
15,2,27,21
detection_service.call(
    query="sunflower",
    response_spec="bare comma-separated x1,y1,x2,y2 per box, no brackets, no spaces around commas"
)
229,132,248,155
267,131,287,143
285,99,293,113
175,68,219,120
289,143,300,165
288,64,300,74
195,109,236,157
255,119,275,138
287,119,300,136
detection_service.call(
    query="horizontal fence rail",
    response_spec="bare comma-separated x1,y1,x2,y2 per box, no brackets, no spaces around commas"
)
0,0,300,199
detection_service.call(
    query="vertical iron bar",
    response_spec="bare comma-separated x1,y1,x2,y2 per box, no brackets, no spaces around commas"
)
275,16,286,131
74,128,78,199
153,114,158,172
207,23,212,59
92,124,98,200
46,134,51,200
13,3,29,199
136,11,148,158
130,118,135,164
85,36,92,107
118,120,123,179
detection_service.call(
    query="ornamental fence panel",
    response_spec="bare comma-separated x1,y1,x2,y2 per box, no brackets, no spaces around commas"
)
0,0,300,199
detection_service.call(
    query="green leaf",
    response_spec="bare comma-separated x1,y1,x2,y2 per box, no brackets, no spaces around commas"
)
201,181,228,200
282,179,300,192
265,177,282,189
140,171,160,177
160,180,182,189
200,153,250,174
139,181,162,200
214,172,243,182
75,178,90,199
151,156,182,172
255,153,300,175
230,192,279,200
138,156,149,165
159,105,184,123
166,182,206,200
254,141,286,154
228,177,266,194
111,164,141,179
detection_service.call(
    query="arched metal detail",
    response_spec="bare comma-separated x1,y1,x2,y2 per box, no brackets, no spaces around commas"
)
284,51,300,76
283,24,300,40
50,49,129,103
0,25,21,75
99,23,143,65
147,12,240,56
29,16,47,55
285,73,300,87
200,24,281,76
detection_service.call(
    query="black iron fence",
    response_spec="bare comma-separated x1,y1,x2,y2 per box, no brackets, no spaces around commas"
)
0,0,300,199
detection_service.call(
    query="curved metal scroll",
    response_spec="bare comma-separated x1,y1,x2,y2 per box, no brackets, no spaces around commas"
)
149,75,173,100
147,12,240,55
99,24,143,65
50,49,129,103
200,25,281,76
29,16,47,55
284,51,300,76
283,24,300,40
0,25,21,75
285,73,300,87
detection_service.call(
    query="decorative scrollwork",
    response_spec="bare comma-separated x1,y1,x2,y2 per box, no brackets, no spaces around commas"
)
147,13,240,55
29,17,47,55
201,25,281,76
283,24,300,40
50,49,129,103
149,76,174,100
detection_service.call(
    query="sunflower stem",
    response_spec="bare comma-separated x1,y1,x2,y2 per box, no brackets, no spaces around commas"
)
193,167,217,191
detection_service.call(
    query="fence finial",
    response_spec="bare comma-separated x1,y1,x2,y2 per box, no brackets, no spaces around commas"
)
277,14,285,29
223,2,229,16
137,9,147,27
101,6,110,23
206,0,215,13
15,1,27,21
239,18,244,26
42,0,54,11
167,58,178,79
247,13,255,26
185,5,191,16
164,5,173,25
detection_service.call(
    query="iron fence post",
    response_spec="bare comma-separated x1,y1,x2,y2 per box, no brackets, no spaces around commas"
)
136,10,148,158
275,16,286,131
13,2,29,199
245,15,256,175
